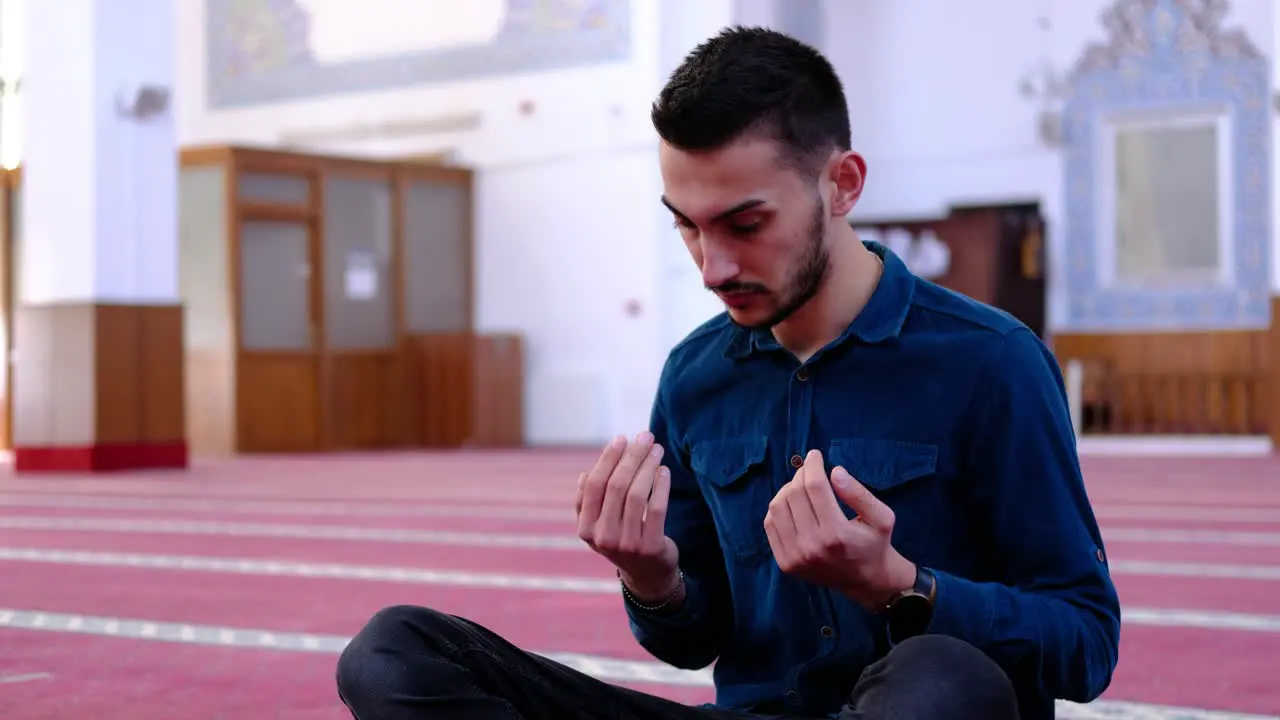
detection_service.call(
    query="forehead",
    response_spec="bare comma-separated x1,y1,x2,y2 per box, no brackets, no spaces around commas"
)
658,137,800,217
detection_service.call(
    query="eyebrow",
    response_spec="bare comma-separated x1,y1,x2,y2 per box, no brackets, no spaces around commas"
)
661,196,767,224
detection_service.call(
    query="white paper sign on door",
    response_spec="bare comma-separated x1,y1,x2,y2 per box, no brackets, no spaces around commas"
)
344,251,378,300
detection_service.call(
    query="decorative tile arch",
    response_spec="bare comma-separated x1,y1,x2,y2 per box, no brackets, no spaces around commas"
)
1061,0,1271,330
205,0,632,109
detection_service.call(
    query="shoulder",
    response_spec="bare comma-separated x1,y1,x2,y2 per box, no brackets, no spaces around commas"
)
907,279,1064,403
651,312,742,413
901,278,1063,400
909,277,1027,337
659,312,736,380
910,278,1050,359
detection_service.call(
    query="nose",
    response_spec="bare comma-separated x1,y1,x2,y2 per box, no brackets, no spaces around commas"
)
700,245,740,288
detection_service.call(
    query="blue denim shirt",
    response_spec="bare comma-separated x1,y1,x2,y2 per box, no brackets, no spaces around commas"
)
625,241,1121,719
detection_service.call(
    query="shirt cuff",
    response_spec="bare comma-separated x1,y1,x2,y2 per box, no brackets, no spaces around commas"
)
923,568,997,647
625,571,707,629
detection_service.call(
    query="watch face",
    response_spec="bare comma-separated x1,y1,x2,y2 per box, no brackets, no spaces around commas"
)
888,593,933,642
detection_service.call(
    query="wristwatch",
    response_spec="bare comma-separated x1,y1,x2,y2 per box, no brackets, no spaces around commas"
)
885,565,936,644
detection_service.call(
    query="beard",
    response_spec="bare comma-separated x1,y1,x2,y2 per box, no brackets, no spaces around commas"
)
719,199,830,331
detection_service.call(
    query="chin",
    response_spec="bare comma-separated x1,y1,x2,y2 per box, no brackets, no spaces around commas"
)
725,306,777,330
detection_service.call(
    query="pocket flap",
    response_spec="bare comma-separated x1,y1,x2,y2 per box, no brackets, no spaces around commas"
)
690,436,770,488
828,438,938,491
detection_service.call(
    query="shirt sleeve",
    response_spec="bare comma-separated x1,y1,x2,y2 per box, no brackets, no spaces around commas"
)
924,326,1122,703
623,380,734,670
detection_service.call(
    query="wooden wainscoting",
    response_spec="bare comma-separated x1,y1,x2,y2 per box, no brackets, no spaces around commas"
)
1052,328,1271,436
236,354,321,452
406,333,524,448
11,302,186,471
324,350,412,449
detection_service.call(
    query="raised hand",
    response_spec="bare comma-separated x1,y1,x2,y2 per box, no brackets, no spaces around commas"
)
575,432,681,603
764,449,917,607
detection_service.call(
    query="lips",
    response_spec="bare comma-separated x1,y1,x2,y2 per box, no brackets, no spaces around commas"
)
719,291,760,308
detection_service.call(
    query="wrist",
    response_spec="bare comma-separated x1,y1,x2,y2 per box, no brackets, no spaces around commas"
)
879,551,920,606
619,566,682,604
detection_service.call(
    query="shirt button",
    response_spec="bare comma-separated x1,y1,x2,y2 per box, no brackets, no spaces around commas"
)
796,367,809,381
791,454,804,468
820,625,834,638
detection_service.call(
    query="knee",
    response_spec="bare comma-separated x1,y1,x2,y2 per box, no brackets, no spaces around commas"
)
335,605,451,708
860,635,1018,717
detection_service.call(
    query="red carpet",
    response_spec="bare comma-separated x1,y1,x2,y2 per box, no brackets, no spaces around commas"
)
0,450,1278,718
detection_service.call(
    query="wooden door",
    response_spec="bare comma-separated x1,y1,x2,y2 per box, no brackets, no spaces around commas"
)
398,166,475,446
235,209,322,453
319,164,406,449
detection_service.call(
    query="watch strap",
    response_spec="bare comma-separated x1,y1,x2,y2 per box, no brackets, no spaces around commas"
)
887,565,935,609
912,565,937,603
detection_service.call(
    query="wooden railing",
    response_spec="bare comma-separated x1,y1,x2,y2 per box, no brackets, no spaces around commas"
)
1065,358,1267,435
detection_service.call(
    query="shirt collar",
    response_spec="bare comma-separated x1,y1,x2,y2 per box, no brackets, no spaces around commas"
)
724,240,915,360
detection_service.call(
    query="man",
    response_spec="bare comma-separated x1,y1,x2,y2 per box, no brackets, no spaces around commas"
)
335,26,1121,720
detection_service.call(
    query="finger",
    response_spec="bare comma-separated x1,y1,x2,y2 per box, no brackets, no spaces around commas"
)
620,443,664,548
784,479,822,538
831,466,895,533
641,465,671,545
800,450,845,527
598,432,655,530
766,490,798,562
578,436,626,535
573,472,586,517
764,512,788,566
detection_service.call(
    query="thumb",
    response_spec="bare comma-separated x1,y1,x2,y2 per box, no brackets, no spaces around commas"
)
830,466,893,532
830,465,858,496
830,465,870,511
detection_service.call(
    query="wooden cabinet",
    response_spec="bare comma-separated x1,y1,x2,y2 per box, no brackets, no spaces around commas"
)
169,145,524,454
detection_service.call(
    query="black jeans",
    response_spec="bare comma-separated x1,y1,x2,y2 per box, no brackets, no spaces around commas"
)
335,605,1019,719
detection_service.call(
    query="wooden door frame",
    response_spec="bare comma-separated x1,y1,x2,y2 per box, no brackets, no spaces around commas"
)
316,156,406,449
394,163,475,332
195,146,480,454
228,153,325,453
393,163,476,447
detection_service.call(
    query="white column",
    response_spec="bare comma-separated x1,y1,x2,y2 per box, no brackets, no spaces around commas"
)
21,0,177,305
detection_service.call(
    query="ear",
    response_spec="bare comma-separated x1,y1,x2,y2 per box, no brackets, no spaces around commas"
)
827,151,867,217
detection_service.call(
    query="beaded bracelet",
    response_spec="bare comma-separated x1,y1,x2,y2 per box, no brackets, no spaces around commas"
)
618,568,685,611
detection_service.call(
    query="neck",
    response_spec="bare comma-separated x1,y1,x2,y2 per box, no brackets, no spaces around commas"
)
771,226,882,362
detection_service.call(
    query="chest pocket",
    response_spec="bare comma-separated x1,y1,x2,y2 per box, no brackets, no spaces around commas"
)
690,436,772,564
828,438,940,556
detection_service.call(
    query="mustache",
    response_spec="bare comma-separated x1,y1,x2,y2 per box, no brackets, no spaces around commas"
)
708,281,769,294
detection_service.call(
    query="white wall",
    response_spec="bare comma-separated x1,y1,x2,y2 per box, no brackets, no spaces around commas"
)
178,0,1277,443
176,1,737,445
823,0,1274,328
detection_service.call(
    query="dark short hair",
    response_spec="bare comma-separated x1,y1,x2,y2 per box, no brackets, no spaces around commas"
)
651,26,851,177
